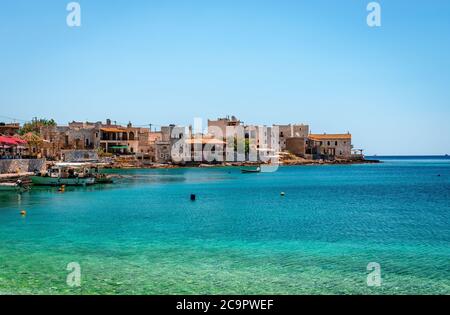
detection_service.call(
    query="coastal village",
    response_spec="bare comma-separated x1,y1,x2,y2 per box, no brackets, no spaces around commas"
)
0,116,370,189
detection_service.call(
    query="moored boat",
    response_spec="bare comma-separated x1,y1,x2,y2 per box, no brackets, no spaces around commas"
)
30,175,96,186
0,180,29,192
94,173,114,184
241,166,261,173
31,163,96,186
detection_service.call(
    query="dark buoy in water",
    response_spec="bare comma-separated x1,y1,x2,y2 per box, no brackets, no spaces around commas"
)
437,174,441,177
190,194,196,201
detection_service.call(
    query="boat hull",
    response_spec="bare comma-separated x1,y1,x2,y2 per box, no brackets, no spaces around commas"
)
0,184,20,191
0,183,28,192
30,176,96,186
241,169,261,173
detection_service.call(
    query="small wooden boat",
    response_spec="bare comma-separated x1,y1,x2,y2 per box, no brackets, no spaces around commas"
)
0,180,29,192
241,166,261,173
95,174,114,184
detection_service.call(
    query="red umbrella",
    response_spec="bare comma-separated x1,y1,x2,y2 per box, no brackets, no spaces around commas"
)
0,136,19,145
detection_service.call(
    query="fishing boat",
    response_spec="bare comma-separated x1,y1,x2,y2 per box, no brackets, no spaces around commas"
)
241,166,261,173
95,173,114,184
31,163,96,186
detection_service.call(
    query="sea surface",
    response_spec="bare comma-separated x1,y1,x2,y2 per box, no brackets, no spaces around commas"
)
0,157,449,294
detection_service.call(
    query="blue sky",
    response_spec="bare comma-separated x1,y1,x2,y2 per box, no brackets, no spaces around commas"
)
1,0,449,155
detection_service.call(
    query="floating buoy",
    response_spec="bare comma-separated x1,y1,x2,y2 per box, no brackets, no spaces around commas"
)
20,210,26,216
58,185,65,192
280,192,285,196
190,194,196,201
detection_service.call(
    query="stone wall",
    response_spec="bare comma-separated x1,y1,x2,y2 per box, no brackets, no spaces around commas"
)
61,150,99,162
0,159,46,174
286,137,307,156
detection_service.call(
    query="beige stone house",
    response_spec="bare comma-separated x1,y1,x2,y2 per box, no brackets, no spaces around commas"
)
307,133,352,158
274,124,309,150
40,119,154,159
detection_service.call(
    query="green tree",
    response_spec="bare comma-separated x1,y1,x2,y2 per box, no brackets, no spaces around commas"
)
19,117,56,135
230,137,250,155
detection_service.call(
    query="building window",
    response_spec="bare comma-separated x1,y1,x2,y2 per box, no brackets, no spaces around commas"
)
327,141,330,146
335,141,338,146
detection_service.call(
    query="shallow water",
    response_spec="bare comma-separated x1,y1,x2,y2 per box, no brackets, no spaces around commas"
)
0,158,449,294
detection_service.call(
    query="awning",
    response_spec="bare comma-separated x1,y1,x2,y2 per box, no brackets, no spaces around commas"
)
0,136,19,145
11,137,27,144
110,145,128,149
0,136,27,145
101,128,125,133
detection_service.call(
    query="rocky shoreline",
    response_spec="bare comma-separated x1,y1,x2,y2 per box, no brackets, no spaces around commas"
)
106,158,381,169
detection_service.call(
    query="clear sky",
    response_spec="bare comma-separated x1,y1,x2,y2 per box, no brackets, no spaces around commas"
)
1,0,449,155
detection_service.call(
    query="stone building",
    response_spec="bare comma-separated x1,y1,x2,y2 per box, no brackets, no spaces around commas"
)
307,133,352,158
208,116,242,139
155,141,172,163
40,119,154,159
0,122,20,136
274,124,309,150
155,125,189,163
286,137,307,157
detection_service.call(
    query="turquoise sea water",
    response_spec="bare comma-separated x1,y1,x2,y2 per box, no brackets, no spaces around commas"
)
0,157,449,294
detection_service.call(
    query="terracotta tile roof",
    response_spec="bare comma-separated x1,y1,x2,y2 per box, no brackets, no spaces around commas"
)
308,134,351,141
